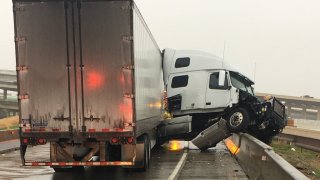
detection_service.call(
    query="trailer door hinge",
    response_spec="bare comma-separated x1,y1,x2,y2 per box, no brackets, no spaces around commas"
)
16,65,28,72
122,35,133,42
122,65,134,70
18,94,29,100
123,93,135,99
124,122,135,127
15,36,27,42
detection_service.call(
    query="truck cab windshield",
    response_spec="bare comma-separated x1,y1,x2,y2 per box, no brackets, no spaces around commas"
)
229,72,254,95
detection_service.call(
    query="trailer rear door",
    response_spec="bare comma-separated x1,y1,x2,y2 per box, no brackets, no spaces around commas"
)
15,1,134,133
78,1,133,132
15,1,73,132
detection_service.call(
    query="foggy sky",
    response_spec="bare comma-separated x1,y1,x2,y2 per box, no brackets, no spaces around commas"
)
1,0,320,98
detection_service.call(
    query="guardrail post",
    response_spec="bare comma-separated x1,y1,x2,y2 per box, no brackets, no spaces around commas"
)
3,89,7,100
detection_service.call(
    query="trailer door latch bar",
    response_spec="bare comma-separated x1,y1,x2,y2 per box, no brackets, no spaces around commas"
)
83,115,100,121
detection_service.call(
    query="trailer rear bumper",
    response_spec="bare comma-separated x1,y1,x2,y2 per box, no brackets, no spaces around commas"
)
20,131,134,142
24,161,134,166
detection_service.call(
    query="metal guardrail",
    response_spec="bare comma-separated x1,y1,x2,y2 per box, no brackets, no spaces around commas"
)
0,129,19,142
275,133,320,153
226,133,308,180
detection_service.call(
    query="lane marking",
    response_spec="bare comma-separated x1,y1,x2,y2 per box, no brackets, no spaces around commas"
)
168,152,188,180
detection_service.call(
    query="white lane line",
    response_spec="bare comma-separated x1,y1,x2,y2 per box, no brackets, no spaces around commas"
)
168,152,188,180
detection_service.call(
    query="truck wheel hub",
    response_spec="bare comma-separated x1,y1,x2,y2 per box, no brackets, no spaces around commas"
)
229,112,243,127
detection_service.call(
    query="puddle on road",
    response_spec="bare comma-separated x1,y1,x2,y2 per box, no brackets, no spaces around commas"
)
0,145,54,179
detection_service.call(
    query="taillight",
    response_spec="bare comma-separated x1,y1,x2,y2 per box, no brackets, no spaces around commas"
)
37,138,46,145
127,137,134,144
111,137,119,144
22,138,28,144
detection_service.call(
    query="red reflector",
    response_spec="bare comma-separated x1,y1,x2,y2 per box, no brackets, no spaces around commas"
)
127,137,134,144
24,129,31,133
88,129,96,132
59,162,66,166
23,138,28,144
111,137,119,144
102,129,110,132
38,138,46,144
86,162,94,166
52,128,60,132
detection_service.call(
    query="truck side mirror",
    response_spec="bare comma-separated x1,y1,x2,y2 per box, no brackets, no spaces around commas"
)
218,70,226,87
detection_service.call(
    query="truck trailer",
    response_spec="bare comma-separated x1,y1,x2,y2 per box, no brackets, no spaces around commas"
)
14,0,162,171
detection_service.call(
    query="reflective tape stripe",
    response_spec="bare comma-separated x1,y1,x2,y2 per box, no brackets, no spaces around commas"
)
25,161,134,166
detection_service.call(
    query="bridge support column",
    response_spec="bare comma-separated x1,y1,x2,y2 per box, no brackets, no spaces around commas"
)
286,104,292,118
302,107,307,120
3,89,7,100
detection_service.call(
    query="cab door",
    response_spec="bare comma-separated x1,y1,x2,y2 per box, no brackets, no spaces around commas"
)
205,71,231,109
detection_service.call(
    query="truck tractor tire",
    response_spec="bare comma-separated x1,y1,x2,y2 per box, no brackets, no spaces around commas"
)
226,107,249,132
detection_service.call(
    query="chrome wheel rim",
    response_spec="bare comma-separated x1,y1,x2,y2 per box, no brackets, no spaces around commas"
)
229,112,244,127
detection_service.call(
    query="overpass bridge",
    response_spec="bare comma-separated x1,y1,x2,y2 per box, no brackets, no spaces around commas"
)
256,92,320,120
0,70,18,118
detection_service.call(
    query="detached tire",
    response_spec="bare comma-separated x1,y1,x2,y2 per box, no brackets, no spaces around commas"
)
226,107,250,132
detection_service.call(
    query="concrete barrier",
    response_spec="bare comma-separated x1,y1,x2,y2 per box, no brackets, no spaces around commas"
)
294,119,320,131
0,129,19,142
227,133,308,180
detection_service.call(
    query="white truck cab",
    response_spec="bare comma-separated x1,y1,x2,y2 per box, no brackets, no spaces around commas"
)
161,48,286,143
163,48,253,116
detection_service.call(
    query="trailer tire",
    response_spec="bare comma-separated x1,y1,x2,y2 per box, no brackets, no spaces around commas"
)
134,135,150,171
142,135,150,171
226,107,249,132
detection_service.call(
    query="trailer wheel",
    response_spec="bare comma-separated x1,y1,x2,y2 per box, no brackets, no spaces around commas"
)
142,135,150,171
135,135,150,171
226,107,249,132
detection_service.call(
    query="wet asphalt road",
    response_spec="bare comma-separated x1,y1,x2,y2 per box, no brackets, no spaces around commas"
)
0,141,247,180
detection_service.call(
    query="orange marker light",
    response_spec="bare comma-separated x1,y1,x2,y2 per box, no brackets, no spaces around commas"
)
169,140,184,151
224,138,240,155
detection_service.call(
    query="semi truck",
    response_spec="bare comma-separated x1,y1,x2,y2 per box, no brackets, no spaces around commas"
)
13,0,286,171
14,0,163,171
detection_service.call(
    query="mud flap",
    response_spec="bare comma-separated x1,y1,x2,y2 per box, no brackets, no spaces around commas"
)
191,118,231,150
157,116,192,139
